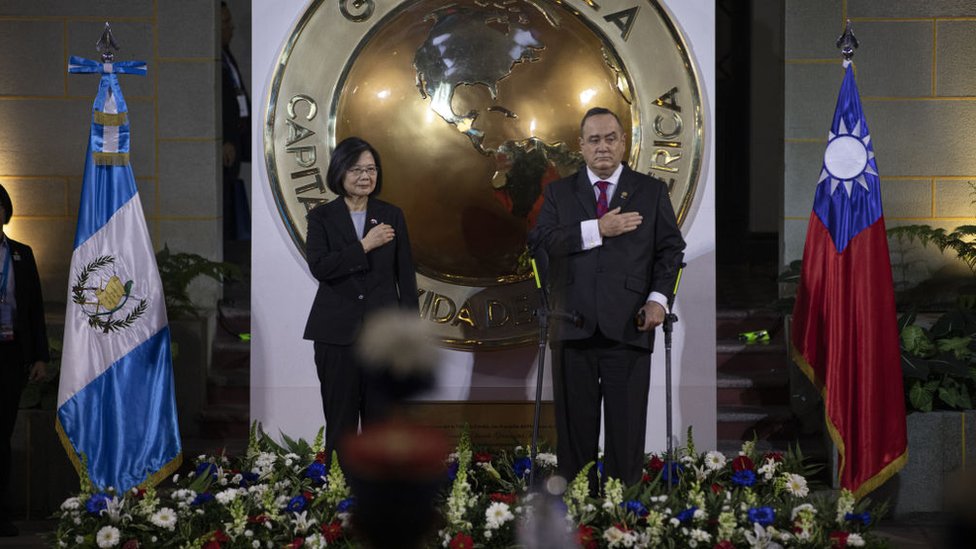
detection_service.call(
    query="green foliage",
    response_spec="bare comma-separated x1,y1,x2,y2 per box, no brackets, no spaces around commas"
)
155,244,241,319
899,309,976,413
888,224,976,275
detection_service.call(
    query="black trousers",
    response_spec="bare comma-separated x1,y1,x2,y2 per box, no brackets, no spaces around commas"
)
313,342,387,464
0,343,26,519
551,331,650,491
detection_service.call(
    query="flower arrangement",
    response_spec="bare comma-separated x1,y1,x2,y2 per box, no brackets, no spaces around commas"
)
53,426,886,548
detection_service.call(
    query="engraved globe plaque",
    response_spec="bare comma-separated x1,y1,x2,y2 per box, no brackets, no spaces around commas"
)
265,0,704,349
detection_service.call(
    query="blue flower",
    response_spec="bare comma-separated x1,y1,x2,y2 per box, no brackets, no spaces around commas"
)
513,456,532,479
336,497,355,513
731,469,757,487
305,462,327,484
845,511,871,525
239,471,260,487
660,462,684,485
192,492,214,506
85,493,110,515
675,506,697,523
447,461,459,481
195,462,218,480
286,495,307,513
748,506,775,526
622,500,649,517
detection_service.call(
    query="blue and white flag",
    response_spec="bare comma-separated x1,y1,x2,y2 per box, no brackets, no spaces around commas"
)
57,56,182,491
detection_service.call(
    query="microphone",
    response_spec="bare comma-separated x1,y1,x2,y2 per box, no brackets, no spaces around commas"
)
529,254,583,328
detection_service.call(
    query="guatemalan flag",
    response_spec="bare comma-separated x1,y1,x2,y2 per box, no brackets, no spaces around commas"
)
791,62,907,498
56,56,182,491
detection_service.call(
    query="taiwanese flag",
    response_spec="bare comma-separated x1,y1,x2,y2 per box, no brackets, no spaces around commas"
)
791,62,907,498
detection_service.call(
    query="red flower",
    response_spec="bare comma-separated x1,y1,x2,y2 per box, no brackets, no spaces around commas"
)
288,537,304,548
731,455,755,472
763,451,784,462
641,473,652,483
321,521,343,543
576,524,599,549
713,541,735,549
302,490,314,501
830,531,849,547
248,514,270,524
315,451,327,463
647,456,665,472
710,482,724,494
489,492,517,504
449,532,474,549
132,488,146,499
212,530,230,542
122,540,140,549
473,452,493,463
203,542,220,549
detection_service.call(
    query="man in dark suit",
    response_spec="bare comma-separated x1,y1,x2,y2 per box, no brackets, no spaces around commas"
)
0,184,49,537
529,107,685,489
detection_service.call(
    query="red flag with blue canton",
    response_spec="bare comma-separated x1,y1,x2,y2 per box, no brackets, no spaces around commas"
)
791,62,907,499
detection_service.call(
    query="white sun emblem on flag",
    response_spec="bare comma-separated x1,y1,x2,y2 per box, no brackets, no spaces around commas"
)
818,117,877,196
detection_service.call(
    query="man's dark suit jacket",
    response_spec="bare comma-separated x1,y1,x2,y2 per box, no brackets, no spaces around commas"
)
303,198,419,345
4,238,49,366
529,166,685,350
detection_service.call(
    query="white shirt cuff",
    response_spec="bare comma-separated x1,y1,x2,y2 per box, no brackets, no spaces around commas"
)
647,291,669,312
581,219,602,250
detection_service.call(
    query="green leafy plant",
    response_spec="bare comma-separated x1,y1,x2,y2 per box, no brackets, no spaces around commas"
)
898,309,976,412
155,244,241,319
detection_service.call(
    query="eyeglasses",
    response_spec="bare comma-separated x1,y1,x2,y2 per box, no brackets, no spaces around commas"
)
348,165,377,176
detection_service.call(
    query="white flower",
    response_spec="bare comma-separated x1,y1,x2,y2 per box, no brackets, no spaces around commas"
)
690,528,711,543
216,488,240,505
303,533,327,549
669,518,680,527
75,535,85,544
171,474,180,483
484,529,493,539
847,533,865,546
150,507,177,530
60,497,82,511
758,458,779,480
291,510,318,534
790,503,816,521
96,525,121,548
705,450,726,471
693,508,706,520
252,542,261,549
485,501,514,529
536,452,558,468
784,473,809,497
171,489,196,503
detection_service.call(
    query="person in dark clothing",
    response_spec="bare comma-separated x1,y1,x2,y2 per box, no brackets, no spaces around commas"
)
302,137,419,463
0,184,49,537
221,1,251,240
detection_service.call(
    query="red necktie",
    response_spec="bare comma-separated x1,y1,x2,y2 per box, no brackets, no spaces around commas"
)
595,180,610,218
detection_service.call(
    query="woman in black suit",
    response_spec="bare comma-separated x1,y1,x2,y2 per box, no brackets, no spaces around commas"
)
0,184,49,537
303,137,418,461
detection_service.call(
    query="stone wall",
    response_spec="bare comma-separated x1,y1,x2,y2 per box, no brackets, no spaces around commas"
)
784,0,976,288
0,0,221,309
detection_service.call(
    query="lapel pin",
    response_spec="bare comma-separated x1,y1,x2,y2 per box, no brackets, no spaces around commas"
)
369,218,378,225
621,191,629,199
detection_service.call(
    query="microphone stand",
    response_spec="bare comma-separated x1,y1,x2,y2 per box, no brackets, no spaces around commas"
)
663,262,685,492
528,257,549,490
527,257,579,489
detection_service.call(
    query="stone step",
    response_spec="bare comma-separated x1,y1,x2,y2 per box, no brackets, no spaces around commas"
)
716,405,796,441
197,404,250,439
207,366,250,404
715,308,784,340
716,370,789,406
716,339,790,376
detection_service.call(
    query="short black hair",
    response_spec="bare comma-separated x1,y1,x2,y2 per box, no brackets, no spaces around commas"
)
579,107,623,135
326,137,383,197
0,184,11,225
